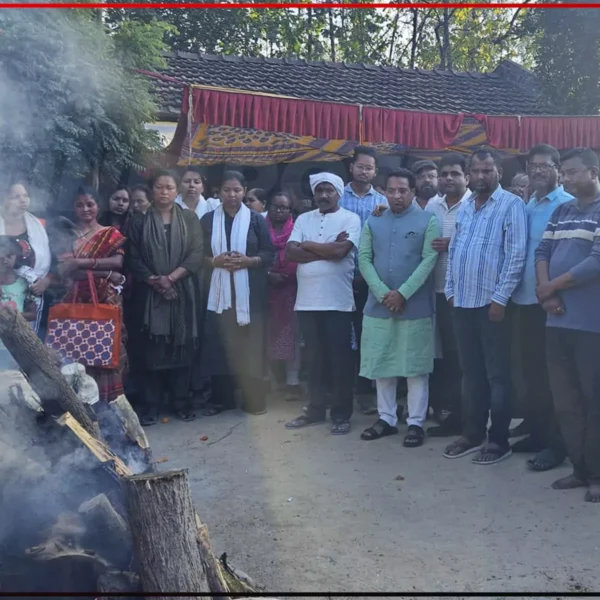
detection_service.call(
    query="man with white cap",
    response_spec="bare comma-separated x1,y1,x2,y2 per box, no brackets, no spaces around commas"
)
285,172,361,435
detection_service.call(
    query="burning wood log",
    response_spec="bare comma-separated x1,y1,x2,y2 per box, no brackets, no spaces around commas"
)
0,306,97,437
124,469,211,597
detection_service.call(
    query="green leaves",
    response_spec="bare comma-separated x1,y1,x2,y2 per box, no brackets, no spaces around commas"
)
530,7,600,114
0,9,164,194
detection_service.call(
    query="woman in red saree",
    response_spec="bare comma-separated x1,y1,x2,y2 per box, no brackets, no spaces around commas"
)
58,187,128,402
266,191,301,398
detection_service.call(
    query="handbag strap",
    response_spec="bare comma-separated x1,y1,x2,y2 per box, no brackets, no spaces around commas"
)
71,270,99,306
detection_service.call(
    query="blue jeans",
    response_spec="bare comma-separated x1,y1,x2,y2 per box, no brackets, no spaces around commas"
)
453,305,512,448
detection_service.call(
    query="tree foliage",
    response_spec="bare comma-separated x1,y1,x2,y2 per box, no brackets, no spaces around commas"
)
528,6,600,114
0,9,168,193
105,1,533,72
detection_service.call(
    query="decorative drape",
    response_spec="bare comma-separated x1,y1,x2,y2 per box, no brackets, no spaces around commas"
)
184,87,360,140
476,115,600,151
362,108,464,149
165,85,600,167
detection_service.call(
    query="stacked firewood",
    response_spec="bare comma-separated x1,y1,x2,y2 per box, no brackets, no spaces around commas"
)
0,306,267,598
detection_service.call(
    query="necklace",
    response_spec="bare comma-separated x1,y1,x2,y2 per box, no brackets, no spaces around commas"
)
74,225,101,239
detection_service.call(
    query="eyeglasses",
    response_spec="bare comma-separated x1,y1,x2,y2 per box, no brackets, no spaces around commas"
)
528,163,556,173
271,205,291,212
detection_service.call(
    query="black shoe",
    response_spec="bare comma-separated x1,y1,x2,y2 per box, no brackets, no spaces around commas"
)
140,412,159,426
427,414,461,437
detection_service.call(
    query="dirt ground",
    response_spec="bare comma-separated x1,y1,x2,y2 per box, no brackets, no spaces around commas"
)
147,397,600,596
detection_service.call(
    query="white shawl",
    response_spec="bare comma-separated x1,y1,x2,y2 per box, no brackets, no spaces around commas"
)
0,212,51,284
207,204,251,326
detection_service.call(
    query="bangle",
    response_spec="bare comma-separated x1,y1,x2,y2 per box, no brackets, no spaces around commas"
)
107,271,113,282
92,259,99,269
167,275,174,285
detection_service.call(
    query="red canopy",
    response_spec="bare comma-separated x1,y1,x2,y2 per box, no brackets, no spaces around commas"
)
181,85,600,151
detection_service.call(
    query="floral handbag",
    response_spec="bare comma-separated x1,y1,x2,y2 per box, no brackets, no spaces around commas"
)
45,271,121,369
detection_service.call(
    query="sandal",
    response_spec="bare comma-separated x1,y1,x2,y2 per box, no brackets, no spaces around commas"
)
443,437,483,459
527,448,566,472
201,404,230,417
175,410,197,422
403,425,425,448
331,420,351,435
285,414,325,430
472,443,512,465
361,419,398,441
140,413,159,427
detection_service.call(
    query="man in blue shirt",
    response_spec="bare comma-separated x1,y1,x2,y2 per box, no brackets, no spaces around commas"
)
512,144,572,472
444,148,527,465
340,146,387,414
535,147,600,503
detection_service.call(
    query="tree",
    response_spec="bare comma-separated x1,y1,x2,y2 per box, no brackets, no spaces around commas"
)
529,6,600,114
0,9,167,193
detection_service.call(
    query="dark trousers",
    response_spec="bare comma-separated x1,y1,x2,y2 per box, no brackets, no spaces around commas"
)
300,311,354,422
453,306,512,447
430,293,462,416
143,368,191,413
352,279,372,395
211,374,266,413
546,327,600,483
518,305,565,455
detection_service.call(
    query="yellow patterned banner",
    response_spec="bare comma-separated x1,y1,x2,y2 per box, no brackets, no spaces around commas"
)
177,118,514,167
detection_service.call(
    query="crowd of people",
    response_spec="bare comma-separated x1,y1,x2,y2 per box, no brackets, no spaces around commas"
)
1,142,599,504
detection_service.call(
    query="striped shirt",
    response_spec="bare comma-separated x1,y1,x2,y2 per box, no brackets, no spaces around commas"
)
340,183,387,272
445,185,527,308
426,190,471,294
535,197,600,333
340,183,387,229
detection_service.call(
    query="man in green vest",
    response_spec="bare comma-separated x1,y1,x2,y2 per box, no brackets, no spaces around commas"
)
358,169,440,448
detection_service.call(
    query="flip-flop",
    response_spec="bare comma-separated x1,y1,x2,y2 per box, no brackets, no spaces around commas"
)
527,449,565,472
443,437,483,459
472,444,512,465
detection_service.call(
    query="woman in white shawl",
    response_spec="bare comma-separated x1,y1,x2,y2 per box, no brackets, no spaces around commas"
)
0,182,51,331
198,171,275,416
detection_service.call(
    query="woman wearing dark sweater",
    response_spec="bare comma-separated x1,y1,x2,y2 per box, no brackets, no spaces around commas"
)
199,171,274,415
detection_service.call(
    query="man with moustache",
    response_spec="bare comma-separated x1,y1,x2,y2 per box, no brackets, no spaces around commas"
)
340,146,387,415
358,169,439,448
285,172,361,435
412,160,439,210
426,154,472,437
535,147,600,503
511,144,572,471
444,148,526,465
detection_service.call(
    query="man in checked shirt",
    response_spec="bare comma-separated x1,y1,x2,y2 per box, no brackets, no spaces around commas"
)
443,148,527,465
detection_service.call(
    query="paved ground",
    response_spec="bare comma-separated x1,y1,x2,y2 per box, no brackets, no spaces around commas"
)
147,396,600,596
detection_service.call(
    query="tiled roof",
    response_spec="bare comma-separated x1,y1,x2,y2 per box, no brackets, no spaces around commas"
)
150,52,556,121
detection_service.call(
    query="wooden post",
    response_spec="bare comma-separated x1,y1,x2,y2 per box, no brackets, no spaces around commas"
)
124,469,210,597
0,306,97,437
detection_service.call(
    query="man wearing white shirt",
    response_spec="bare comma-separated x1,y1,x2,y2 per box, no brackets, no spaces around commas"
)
426,154,471,437
285,172,361,435
175,166,221,219
412,160,439,210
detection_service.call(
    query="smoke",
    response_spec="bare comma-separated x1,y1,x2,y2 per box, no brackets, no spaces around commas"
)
0,7,148,210
0,371,144,587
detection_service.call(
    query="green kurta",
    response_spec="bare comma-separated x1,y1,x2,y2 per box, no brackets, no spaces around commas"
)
359,217,439,379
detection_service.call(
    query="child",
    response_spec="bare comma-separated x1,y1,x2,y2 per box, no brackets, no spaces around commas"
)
0,236,36,368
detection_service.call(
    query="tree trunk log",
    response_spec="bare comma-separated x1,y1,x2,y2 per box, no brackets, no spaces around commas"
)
0,306,97,437
78,493,132,568
124,469,210,597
